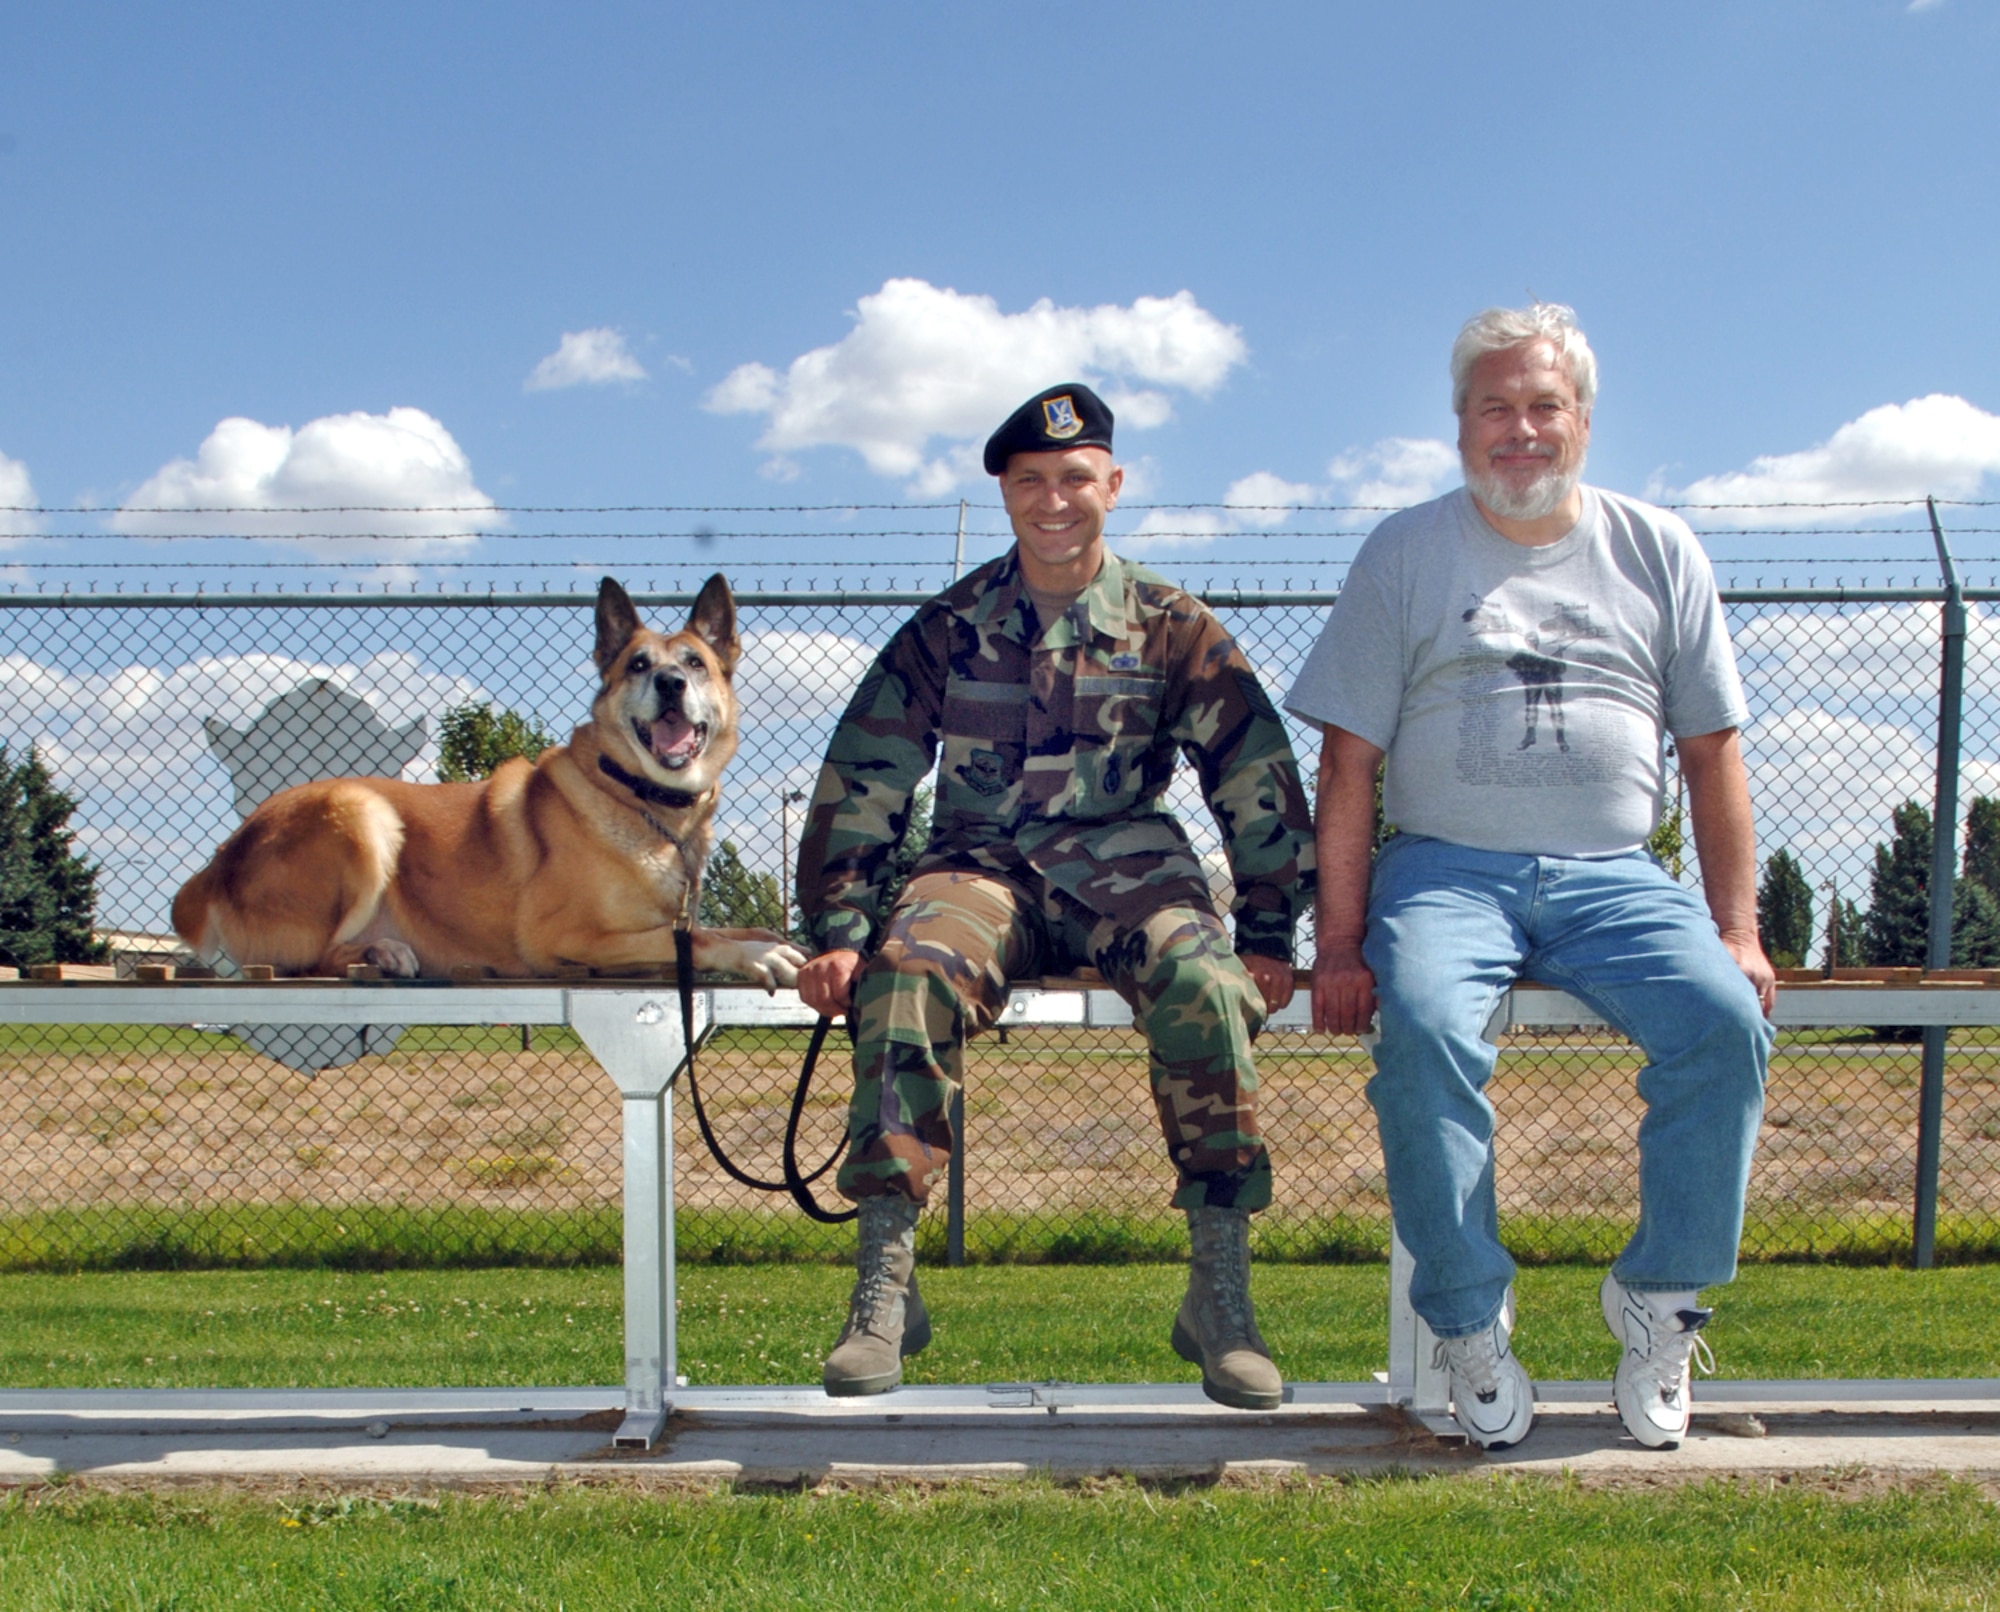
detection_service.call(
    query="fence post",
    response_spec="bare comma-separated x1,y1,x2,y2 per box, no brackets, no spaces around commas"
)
1916,497,1964,1268
946,1090,967,1265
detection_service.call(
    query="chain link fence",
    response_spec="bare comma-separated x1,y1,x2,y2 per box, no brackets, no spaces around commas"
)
4,588,2000,1270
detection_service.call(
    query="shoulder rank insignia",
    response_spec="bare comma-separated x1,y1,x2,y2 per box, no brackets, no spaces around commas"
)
1041,395,1083,440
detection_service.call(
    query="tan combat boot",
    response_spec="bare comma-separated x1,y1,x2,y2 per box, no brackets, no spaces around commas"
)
1170,1203,1283,1410
822,1195,932,1396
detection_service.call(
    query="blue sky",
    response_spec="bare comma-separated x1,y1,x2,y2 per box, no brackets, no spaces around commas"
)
3,1,1998,588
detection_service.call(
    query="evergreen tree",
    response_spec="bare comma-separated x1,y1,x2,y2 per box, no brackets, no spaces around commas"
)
1954,879,2000,968
1833,896,1865,968
1756,849,1814,968
698,839,785,931
1862,800,1934,967
0,744,110,968
1965,796,2000,901
438,701,553,782
1858,798,2000,970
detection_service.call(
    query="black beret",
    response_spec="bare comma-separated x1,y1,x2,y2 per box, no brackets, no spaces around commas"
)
982,383,1115,475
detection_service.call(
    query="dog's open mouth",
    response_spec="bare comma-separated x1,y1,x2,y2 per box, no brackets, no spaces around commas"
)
637,714,708,771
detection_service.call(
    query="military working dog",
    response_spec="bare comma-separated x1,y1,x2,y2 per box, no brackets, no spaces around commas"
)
173,575,807,987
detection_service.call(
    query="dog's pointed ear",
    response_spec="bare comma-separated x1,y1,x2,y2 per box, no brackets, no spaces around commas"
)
687,573,739,675
594,578,644,673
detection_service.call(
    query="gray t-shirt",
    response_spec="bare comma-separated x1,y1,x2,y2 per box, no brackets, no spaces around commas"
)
1285,486,1747,857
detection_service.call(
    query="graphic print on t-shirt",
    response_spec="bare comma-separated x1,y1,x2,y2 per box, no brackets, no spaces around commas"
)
1454,593,1618,787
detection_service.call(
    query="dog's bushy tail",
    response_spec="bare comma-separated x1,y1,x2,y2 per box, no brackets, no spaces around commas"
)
170,864,220,959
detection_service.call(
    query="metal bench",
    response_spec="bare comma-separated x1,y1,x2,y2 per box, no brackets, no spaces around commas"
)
1,972,1993,1447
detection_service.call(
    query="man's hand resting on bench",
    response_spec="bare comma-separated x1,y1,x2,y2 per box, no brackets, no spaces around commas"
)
1241,953,1296,1016
796,948,863,1022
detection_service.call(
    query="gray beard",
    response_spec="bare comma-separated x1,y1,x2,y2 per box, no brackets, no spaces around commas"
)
1464,454,1584,523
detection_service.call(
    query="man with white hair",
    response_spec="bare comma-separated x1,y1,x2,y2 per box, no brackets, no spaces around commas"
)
1286,304,1774,1451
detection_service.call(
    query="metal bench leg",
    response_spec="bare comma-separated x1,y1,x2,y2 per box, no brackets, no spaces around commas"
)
1387,1227,1450,1418
570,988,707,1451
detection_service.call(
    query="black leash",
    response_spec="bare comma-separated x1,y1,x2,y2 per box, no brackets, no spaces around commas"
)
671,927,856,1225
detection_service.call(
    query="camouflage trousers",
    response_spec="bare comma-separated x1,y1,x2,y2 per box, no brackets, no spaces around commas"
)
836,869,1272,1212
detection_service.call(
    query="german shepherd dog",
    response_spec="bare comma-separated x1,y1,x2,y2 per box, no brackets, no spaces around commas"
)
173,576,807,988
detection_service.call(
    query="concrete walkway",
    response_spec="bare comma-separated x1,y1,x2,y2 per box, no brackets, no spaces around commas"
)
4,1384,1998,1488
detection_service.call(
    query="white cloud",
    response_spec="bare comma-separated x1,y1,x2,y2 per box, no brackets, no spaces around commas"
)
1223,471,1318,529
1,449,38,540
1672,395,2000,524
734,629,880,722
1326,436,1460,509
1120,509,1234,554
4,649,484,797
705,278,1248,494
525,327,648,391
1731,601,2000,898
1,647,494,928
112,408,502,550
1130,437,1456,554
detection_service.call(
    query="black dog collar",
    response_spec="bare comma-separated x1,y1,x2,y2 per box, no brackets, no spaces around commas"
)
598,754,708,811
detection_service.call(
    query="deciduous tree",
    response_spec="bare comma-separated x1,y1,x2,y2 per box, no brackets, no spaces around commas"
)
438,701,552,782
699,840,785,932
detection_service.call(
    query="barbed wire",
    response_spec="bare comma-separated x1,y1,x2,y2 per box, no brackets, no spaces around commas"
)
6,497,1995,517
4,559,1006,572
0,540,1000,552
13,553,2000,573
9,526,1994,545
2,503,981,516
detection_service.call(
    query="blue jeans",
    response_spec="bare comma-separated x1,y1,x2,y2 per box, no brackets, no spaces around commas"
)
1363,834,1771,1338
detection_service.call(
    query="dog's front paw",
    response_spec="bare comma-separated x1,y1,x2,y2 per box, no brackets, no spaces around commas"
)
744,940,809,995
363,940,422,979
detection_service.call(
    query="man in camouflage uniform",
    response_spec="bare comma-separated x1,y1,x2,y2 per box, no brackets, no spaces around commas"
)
795,382,1315,1407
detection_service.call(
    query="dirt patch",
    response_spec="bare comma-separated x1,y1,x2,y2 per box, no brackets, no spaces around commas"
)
2,1027,1995,1239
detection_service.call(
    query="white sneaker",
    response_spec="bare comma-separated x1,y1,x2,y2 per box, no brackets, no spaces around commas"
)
1601,1272,1715,1449
1431,1291,1535,1450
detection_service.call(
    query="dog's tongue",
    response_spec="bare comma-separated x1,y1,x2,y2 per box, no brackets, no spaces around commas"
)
650,714,700,759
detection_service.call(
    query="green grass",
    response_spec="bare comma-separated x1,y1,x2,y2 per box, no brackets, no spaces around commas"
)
2,1262,1995,1390
9,1202,1995,1275
0,1204,630,1274
2,1265,1995,1607
0,1477,1996,1610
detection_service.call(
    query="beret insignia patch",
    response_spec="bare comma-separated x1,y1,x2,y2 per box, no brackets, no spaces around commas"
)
1041,395,1083,440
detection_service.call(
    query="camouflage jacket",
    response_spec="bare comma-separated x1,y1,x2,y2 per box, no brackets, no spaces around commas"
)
797,547,1315,963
